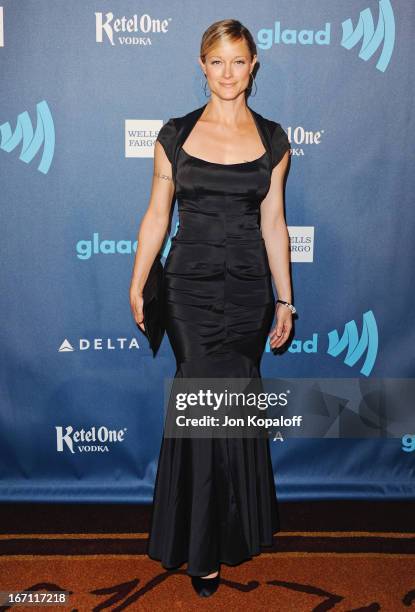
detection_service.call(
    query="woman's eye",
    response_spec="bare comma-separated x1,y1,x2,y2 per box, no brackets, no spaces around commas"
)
211,60,246,65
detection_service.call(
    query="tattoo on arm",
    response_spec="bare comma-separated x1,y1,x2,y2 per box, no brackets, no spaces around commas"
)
154,171,173,181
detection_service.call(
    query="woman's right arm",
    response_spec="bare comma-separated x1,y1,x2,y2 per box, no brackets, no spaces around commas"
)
129,140,175,332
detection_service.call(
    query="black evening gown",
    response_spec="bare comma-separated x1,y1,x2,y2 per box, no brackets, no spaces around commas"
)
147,104,290,577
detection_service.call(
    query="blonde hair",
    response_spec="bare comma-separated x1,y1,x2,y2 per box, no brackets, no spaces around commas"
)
200,19,257,63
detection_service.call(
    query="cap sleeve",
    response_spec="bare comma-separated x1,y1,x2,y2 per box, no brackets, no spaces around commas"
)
271,122,290,169
155,118,177,164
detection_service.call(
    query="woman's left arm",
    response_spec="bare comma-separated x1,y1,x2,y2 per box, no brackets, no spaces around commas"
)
260,150,293,349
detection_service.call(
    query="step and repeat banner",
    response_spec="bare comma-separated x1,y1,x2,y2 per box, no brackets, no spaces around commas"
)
1,1,414,502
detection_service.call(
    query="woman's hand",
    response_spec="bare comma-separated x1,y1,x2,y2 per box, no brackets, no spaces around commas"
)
130,285,145,333
269,303,293,350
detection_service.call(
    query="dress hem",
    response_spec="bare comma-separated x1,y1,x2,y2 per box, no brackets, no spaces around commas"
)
146,533,278,576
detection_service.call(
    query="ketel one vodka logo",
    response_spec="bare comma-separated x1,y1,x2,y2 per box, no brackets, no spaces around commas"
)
0,100,55,173
286,127,324,158
95,11,171,46
56,425,127,453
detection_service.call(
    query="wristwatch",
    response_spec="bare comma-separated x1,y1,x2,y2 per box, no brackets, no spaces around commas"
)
276,299,297,314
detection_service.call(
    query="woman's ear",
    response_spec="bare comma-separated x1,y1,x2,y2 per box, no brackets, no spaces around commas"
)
198,56,206,74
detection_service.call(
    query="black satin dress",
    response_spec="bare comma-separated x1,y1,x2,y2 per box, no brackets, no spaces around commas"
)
147,105,290,577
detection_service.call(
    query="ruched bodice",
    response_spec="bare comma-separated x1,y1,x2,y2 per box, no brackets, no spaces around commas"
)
170,148,271,244
147,104,291,577
163,143,277,363
176,148,271,200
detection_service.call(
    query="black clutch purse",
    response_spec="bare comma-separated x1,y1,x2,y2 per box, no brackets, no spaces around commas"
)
136,256,165,357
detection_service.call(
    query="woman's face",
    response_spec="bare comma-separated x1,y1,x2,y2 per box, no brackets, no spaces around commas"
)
199,39,256,100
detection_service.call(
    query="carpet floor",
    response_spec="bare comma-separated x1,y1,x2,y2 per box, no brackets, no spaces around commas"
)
0,501,413,610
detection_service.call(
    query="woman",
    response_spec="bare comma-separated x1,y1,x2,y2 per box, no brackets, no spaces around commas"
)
129,19,294,597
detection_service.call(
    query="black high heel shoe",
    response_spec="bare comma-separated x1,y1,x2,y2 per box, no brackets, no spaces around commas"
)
190,569,220,597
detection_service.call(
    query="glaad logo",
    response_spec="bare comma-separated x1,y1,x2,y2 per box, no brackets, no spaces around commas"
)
257,0,395,72
266,310,378,376
0,7,4,47
56,425,127,453
76,229,177,259
327,310,378,376
95,11,171,46
402,434,415,452
258,21,330,47
76,232,138,260
0,100,55,173
341,0,395,73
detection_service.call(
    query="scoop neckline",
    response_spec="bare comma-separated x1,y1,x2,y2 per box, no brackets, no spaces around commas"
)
180,104,269,167
180,147,267,167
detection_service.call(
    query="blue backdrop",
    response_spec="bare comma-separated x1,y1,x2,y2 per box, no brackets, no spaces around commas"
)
1,0,414,502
